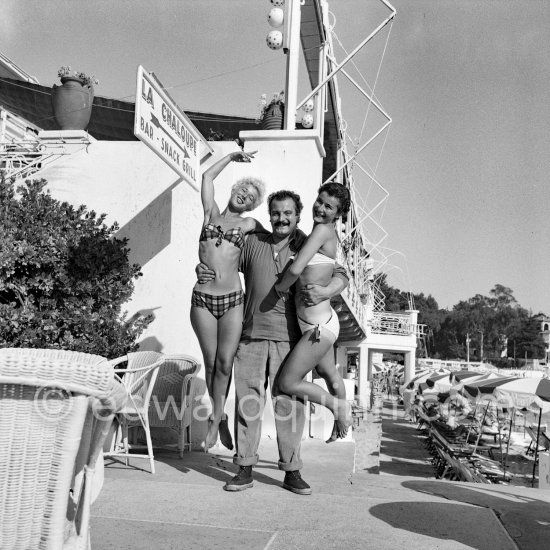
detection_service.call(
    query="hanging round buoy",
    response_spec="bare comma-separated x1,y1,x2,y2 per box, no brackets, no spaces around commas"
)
301,113,314,128
303,99,315,112
268,7,284,27
266,30,283,50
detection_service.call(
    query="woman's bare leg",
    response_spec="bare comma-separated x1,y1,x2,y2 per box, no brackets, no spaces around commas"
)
278,331,351,429
190,305,218,396
315,352,349,441
208,304,243,450
191,305,221,450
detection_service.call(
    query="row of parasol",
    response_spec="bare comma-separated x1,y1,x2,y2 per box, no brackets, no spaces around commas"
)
403,368,550,485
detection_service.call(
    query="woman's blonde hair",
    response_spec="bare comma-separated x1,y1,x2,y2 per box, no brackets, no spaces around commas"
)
232,177,266,211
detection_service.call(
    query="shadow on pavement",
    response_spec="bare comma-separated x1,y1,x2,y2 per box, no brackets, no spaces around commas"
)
399,479,550,549
369,499,510,550
152,451,283,488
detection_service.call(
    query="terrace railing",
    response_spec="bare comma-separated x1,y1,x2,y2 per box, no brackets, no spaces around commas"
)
369,311,425,338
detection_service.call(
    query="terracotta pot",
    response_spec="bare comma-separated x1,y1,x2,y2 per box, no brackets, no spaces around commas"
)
261,102,284,130
51,77,94,130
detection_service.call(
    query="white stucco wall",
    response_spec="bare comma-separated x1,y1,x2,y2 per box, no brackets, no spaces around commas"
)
33,139,204,358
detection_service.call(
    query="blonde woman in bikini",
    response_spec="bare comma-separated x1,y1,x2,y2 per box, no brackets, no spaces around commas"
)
275,182,352,441
191,150,265,451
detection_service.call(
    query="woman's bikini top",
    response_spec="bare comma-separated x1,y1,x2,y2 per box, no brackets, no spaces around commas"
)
199,223,244,250
306,251,336,266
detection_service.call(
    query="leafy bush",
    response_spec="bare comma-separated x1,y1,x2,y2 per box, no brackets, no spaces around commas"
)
0,175,151,357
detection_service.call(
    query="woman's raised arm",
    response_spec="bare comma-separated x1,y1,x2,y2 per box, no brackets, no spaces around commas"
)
201,151,256,222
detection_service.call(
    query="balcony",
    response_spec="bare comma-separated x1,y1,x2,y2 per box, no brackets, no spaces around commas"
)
369,311,425,337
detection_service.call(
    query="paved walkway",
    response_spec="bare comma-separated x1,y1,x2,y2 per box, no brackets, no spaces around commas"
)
92,396,550,549
353,395,435,477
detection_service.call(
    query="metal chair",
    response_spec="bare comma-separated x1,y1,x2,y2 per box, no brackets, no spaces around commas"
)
148,354,201,456
104,351,165,474
0,347,127,550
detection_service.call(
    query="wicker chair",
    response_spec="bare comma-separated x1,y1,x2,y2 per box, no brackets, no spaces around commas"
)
103,351,165,474
148,354,201,456
0,347,127,550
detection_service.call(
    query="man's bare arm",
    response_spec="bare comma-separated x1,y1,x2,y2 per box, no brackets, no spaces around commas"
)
195,263,215,284
299,263,349,306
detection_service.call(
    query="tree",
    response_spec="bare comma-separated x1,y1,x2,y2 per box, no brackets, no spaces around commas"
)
375,275,547,362
0,175,151,356
377,273,410,311
489,284,517,309
507,314,546,361
413,293,445,357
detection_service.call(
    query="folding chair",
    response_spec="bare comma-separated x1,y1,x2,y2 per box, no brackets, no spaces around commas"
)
525,425,549,456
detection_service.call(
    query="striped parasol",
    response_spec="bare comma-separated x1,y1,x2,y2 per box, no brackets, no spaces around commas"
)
493,377,550,486
462,375,517,401
451,370,486,383
405,368,448,391
425,371,501,395
492,377,550,413
423,372,451,392
459,373,512,400
460,374,550,485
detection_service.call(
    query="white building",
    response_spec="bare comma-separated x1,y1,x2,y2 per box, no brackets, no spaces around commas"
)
0,0,421,447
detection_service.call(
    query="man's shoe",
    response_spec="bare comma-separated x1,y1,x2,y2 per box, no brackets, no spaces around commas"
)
224,466,253,492
282,470,312,495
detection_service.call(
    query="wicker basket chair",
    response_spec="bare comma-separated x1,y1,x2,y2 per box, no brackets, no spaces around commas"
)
148,354,201,456
0,347,127,550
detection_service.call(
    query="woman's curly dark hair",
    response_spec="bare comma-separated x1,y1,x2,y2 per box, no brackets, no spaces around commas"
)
317,181,351,221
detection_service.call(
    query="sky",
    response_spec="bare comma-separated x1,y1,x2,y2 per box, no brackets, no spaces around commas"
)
1,0,549,314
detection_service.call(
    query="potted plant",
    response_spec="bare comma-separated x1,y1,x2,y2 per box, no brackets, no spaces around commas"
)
51,66,99,131
258,91,285,130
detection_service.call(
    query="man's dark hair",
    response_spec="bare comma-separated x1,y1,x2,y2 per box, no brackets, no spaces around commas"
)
317,181,351,221
267,190,303,216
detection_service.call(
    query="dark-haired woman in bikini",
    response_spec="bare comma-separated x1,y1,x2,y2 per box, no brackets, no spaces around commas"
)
191,151,265,451
275,182,352,441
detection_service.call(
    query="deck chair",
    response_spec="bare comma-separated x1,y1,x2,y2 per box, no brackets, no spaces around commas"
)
0,347,127,550
525,426,550,456
104,351,165,474
147,354,201,456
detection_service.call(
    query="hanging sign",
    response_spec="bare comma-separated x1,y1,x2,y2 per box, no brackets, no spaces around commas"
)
134,65,212,189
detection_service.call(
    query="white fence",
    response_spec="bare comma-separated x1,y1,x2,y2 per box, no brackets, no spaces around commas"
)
370,311,425,337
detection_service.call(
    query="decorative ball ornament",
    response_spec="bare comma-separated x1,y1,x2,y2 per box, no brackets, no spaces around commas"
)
271,0,285,6
301,113,314,128
266,30,283,50
268,7,284,27
303,98,315,112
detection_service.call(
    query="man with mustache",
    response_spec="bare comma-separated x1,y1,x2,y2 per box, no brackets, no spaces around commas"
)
197,190,348,495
